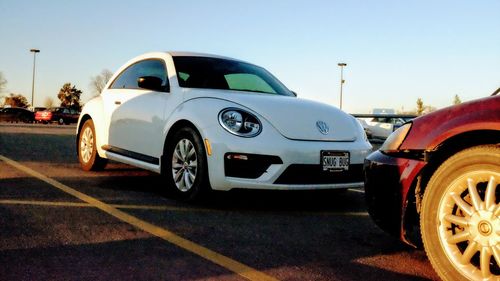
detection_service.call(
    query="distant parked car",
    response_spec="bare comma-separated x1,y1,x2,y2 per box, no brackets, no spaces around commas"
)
355,114,415,140
35,107,80,125
0,107,34,123
364,94,500,281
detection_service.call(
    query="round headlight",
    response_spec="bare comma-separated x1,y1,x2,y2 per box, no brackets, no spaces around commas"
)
221,110,243,131
219,108,262,137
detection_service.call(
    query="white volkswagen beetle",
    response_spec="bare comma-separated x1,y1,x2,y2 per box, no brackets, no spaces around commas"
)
77,52,372,201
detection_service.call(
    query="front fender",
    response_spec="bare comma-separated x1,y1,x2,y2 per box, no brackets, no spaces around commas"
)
162,97,277,189
162,97,265,143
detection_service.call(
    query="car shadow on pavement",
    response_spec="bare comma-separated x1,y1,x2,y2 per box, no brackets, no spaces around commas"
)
0,177,436,281
57,173,437,280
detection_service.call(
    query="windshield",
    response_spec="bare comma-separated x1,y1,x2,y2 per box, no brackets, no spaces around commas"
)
172,56,293,96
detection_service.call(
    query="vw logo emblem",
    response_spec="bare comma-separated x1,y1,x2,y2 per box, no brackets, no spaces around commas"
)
316,121,329,135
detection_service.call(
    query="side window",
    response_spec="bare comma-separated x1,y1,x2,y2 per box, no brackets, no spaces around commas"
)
63,108,69,114
110,59,168,91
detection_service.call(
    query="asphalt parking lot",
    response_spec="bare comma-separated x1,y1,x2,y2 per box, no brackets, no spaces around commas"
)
0,123,438,281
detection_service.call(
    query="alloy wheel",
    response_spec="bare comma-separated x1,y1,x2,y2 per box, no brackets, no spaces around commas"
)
437,170,499,280
80,126,94,164
171,138,198,192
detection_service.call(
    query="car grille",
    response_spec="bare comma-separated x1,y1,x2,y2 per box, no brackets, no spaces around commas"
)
274,164,364,185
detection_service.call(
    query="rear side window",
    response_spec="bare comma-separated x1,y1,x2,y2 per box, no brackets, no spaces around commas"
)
110,59,168,90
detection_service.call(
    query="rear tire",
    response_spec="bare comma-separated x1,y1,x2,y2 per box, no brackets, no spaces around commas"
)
421,145,500,281
164,127,210,202
78,119,107,171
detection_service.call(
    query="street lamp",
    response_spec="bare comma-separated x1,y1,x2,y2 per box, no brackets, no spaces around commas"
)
338,62,347,110
30,48,40,109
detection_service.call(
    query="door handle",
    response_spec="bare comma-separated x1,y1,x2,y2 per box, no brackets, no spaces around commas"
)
114,101,121,105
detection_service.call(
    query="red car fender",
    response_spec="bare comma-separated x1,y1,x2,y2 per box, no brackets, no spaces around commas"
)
400,95,500,151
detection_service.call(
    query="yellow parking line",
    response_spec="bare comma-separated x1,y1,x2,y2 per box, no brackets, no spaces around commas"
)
0,155,278,281
0,199,91,207
0,199,199,211
112,203,213,212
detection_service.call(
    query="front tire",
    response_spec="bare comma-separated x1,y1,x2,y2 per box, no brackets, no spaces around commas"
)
421,145,500,281
78,119,107,171
164,127,210,202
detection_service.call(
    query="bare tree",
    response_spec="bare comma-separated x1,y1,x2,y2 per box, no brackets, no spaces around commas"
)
423,105,437,114
0,72,7,92
90,69,113,96
416,98,424,116
44,97,55,108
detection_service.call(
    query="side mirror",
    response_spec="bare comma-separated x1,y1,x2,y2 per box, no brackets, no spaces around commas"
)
137,76,168,92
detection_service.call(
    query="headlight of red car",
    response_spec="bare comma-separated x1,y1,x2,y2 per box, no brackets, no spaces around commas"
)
379,123,412,153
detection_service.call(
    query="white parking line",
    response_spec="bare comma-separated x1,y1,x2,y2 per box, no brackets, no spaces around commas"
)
348,188,365,194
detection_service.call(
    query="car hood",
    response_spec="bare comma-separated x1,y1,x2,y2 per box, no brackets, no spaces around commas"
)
185,89,360,141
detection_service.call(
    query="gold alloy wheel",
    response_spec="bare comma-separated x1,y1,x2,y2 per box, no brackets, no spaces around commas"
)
437,171,499,280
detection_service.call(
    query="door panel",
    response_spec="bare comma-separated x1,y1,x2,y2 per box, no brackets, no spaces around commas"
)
100,58,179,161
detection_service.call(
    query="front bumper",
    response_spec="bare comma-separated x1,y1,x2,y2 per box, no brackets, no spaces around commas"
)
205,127,372,191
364,150,426,241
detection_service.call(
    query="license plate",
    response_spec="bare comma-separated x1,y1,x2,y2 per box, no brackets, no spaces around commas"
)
321,151,350,171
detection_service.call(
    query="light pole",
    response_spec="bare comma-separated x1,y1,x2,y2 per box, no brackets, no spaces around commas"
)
338,63,347,110
30,48,40,109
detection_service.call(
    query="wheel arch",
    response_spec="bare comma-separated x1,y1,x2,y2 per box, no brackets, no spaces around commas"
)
161,119,212,200
402,129,500,246
161,119,205,173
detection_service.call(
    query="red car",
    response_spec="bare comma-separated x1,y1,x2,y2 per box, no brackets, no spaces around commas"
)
364,94,499,281
35,107,80,125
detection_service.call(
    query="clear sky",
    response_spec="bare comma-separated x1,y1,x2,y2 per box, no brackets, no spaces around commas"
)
1,0,499,113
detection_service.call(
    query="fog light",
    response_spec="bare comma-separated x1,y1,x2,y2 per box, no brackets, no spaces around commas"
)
226,153,248,160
